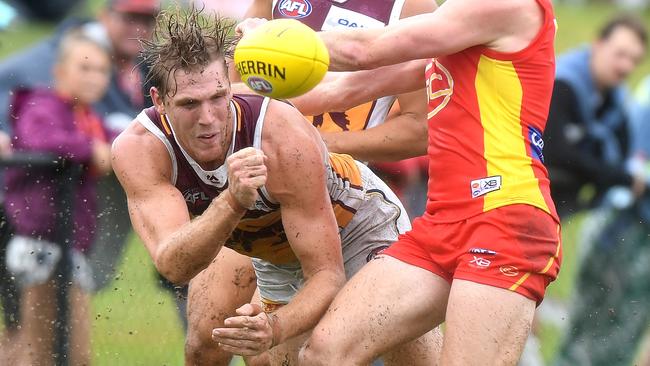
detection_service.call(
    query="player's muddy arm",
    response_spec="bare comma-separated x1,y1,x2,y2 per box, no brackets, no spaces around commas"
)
319,0,524,71
290,59,427,116
112,131,246,285
262,100,346,344
322,86,428,161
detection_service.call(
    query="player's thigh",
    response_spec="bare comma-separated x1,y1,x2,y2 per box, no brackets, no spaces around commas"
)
442,279,535,366
304,255,450,363
186,248,256,350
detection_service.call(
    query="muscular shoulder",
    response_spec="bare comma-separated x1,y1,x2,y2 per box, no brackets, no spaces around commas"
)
260,100,327,198
111,120,174,190
261,100,323,154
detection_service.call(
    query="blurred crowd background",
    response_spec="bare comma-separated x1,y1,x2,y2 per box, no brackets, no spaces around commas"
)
0,0,649,365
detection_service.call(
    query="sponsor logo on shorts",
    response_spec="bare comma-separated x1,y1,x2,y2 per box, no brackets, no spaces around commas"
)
469,256,491,269
246,77,273,94
469,248,497,256
470,175,502,198
500,265,519,277
366,245,390,262
278,0,312,18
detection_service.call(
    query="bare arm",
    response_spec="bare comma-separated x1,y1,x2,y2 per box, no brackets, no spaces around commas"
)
289,59,427,115
213,101,345,354
323,87,428,161
262,101,345,344
320,0,544,71
111,128,262,284
285,0,435,113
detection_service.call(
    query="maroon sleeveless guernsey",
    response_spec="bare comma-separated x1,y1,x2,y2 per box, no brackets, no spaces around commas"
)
273,0,404,132
136,94,364,264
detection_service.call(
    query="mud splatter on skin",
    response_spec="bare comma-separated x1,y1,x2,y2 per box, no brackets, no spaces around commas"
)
232,265,255,288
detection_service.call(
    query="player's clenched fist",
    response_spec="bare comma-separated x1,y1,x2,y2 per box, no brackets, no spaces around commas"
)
226,147,267,210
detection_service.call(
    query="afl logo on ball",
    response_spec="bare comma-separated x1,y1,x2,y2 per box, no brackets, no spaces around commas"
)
247,77,273,94
278,0,312,19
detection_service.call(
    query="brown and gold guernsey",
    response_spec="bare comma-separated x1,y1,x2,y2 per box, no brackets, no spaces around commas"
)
273,0,405,132
136,94,365,264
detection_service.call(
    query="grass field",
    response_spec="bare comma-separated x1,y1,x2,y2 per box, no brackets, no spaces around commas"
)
0,2,649,365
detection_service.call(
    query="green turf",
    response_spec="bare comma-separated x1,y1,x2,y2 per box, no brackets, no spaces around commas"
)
91,234,185,365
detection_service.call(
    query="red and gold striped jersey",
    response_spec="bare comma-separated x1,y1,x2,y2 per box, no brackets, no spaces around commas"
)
424,0,558,223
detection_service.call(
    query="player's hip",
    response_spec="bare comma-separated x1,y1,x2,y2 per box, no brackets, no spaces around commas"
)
254,165,409,304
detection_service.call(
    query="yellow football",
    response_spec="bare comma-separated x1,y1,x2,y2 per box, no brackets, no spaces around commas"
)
234,19,330,99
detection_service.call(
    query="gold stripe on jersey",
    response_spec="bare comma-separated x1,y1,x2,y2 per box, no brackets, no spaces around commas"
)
327,153,363,228
160,114,172,135
233,99,243,132
475,55,550,214
328,153,362,187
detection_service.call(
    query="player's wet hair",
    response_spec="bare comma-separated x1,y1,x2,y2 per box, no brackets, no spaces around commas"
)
140,5,237,98
599,14,648,49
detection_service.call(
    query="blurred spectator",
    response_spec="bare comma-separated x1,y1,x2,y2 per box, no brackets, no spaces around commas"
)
3,0,83,22
0,0,164,309
544,14,647,218
554,75,650,366
542,15,649,366
4,28,112,365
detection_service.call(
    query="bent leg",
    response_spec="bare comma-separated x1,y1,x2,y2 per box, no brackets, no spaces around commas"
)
441,279,535,366
300,256,450,366
185,248,257,366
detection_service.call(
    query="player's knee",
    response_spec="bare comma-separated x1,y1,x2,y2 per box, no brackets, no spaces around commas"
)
299,342,329,366
299,331,349,366
185,325,231,366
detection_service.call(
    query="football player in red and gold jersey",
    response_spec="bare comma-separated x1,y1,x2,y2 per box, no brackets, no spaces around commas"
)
241,0,561,364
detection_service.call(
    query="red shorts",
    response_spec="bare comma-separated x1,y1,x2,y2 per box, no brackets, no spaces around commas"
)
382,204,561,304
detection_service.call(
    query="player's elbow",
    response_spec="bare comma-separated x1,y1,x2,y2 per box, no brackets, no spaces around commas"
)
324,267,346,294
154,246,192,285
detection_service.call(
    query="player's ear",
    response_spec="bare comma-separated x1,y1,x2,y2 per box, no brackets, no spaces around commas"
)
150,87,166,114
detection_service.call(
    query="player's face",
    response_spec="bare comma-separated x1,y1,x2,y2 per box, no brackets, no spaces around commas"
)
54,41,111,105
593,26,646,89
155,60,233,169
